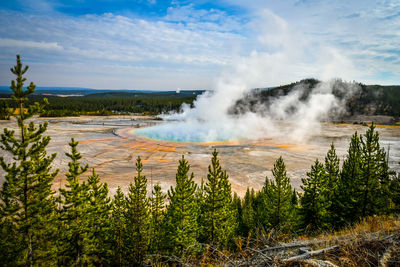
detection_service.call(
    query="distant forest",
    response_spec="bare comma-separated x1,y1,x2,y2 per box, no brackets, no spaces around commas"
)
1,78,400,119
0,90,202,118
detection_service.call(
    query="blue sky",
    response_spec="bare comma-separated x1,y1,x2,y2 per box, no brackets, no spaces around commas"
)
0,0,399,89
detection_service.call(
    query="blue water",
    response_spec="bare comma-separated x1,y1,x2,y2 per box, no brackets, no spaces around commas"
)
134,122,236,143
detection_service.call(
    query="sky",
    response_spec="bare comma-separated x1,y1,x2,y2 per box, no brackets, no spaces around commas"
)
0,0,399,90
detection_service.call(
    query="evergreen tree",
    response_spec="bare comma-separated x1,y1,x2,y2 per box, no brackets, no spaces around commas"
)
149,184,166,254
0,99,10,120
0,55,58,266
232,192,243,236
324,143,340,196
124,156,150,265
165,156,198,256
256,178,272,231
265,157,294,231
389,163,400,213
337,132,362,225
202,149,236,248
291,189,298,207
359,124,389,217
195,178,206,240
241,188,256,237
324,143,340,225
299,159,330,232
86,169,111,265
57,138,90,266
110,187,126,266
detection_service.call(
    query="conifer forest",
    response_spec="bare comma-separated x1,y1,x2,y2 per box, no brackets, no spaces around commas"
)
1,57,400,266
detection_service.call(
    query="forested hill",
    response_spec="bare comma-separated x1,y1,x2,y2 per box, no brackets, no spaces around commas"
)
233,79,400,118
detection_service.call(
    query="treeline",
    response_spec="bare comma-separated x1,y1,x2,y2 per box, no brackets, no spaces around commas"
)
1,56,400,266
0,91,200,118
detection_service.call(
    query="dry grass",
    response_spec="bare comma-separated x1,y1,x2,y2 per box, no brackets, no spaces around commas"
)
281,215,400,267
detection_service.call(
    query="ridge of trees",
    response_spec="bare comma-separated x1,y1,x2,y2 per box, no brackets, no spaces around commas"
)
1,56,400,266
0,90,199,118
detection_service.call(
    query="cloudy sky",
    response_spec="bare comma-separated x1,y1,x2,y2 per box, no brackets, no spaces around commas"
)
0,0,399,90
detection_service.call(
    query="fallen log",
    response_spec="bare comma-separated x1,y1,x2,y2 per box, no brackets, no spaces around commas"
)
260,242,314,253
284,245,340,262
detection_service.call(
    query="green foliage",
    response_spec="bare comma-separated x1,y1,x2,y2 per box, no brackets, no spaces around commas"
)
2,91,201,116
240,188,256,237
324,143,340,225
0,100,10,120
255,178,272,231
264,157,296,231
232,192,243,236
0,55,58,266
201,149,237,248
359,124,390,217
86,169,111,264
389,163,400,213
299,159,330,232
110,187,126,266
57,138,90,266
165,156,199,256
336,132,362,225
149,184,166,254
124,156,150,265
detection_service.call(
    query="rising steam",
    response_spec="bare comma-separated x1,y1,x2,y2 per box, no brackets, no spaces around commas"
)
135,10,360,143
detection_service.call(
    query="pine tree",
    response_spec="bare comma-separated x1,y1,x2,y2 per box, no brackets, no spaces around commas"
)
110,187,126,266
299,159,330,232
165,155,198,256
0,99,10,120
57,138,90,266
337,132,362,225
265,157,294,231
324,143,340,225
149,184,166,254
291,189,298,207
359,124,389,217
232,192,243,236
0,55,58,266
241,188,256,237
256,178,272,231
124,156,150,265
195,178,206,240
202,149,236,248
86,169,111,265
389,163,400,213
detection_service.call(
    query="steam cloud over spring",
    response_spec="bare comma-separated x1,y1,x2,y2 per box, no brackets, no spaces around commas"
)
135,79,359,143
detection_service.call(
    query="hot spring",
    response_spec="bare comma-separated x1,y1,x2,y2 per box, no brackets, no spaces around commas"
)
133,121,242,143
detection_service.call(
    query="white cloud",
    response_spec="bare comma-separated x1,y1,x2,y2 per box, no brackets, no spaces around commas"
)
0,38,63,50
0,8,243,89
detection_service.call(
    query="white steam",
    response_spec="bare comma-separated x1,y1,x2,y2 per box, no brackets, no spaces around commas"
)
135,10,360,143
